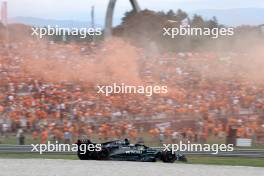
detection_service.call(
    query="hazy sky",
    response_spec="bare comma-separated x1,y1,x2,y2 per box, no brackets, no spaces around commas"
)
4,0,264,22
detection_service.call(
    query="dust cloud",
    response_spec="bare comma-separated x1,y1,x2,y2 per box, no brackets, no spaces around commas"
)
21,38,142,85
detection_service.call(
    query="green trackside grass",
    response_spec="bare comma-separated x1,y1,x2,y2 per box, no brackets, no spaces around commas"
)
0,153,263,167
0,153,78,160
185,155,264,167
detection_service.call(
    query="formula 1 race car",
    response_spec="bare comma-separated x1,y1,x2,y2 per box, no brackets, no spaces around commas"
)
76,139,187,163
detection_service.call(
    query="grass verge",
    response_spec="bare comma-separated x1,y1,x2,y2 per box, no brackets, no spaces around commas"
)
0,153,263,167
186,155,264,167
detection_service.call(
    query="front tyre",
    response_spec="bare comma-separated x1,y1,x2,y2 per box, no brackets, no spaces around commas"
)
161,151,176,163
177,154,187,162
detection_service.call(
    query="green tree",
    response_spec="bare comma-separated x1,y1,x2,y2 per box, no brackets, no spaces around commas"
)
175,9,188,22
207,16,219,29
166,10,176,19
191,14,205,27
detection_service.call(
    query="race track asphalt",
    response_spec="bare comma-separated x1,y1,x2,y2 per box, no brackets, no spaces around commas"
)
0,159,263,176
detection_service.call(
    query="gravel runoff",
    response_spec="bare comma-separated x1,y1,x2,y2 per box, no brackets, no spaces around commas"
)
0,159,263,176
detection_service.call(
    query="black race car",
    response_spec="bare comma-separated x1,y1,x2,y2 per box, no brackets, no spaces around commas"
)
76,139,187,163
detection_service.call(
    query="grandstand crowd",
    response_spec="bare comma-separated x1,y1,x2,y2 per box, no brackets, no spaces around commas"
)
0,39,264,145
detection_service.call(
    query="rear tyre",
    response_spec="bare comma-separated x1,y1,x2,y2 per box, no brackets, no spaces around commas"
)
78,152,89,160
77,139,92,160
96,147,110,160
